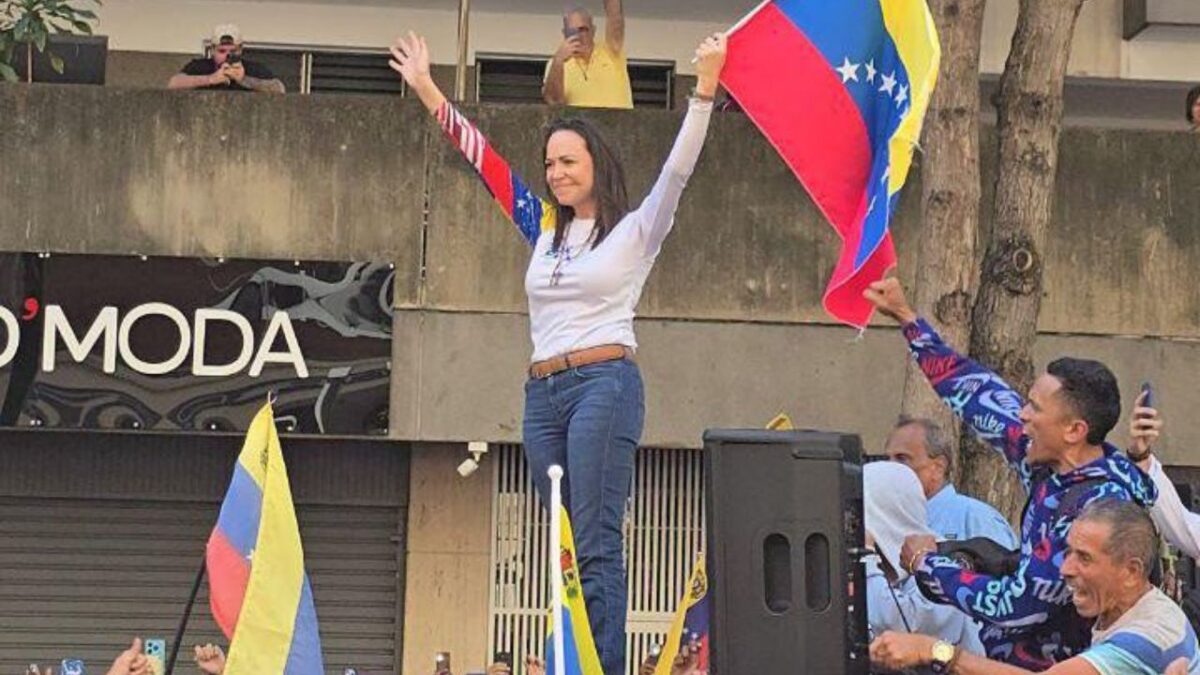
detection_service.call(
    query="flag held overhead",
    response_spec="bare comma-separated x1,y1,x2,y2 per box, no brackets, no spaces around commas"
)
721,0,940,328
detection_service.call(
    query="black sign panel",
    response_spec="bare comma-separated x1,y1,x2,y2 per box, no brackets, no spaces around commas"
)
0,253,394,435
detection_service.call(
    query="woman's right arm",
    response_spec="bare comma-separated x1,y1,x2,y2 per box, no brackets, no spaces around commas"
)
389,32,554,247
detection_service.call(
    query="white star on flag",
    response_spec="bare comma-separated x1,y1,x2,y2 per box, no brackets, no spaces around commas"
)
895,84,909,107
864,59,877,84
835,57,860,83
879,72,897,95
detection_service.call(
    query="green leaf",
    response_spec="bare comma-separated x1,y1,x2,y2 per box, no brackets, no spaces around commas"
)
48,50,62,73
32,26,44,51
71,19,90,34
0,61,16,82
72,8,95,19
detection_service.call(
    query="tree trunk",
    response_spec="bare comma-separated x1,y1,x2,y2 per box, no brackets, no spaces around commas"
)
961,0,1086,521
902,0,987,485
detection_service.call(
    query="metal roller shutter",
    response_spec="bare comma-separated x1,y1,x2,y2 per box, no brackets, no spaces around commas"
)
0,432,408,674
488,444,705,675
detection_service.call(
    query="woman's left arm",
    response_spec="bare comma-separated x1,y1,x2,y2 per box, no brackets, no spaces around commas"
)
635,33,726,258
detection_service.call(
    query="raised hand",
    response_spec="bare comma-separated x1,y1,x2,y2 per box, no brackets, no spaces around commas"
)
193,644,227,675
693,33,727,98
863,278,917,325
1128,388,1162,461
389,31,446,113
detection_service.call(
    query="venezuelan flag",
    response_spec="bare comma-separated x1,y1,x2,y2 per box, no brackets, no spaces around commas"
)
545,506,603,675
653,557,710,675
721,0,940,328
206,404,324,675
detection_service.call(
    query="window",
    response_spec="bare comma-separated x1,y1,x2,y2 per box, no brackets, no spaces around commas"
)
236,45,404,96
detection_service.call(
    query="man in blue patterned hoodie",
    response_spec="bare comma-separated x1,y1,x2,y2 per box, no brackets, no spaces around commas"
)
864,278,1157,671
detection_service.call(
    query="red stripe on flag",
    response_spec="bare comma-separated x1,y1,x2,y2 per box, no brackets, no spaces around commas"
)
721,2,873,234
206,529,250,639
824,231,896,329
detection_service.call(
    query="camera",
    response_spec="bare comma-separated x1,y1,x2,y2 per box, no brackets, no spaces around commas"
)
457,442,488,478
226,53,242,65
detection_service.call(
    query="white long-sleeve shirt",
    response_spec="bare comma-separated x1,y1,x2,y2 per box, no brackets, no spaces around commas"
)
1146,456,1200,559
434,96,714,362
524,100,713,360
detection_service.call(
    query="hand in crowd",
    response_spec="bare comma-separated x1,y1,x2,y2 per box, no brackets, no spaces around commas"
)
1167,657,1191,675
25,666,52,675
869,631,937,670
524,655,545,675
693,33,727,99
104,638,153,675
671,638,704,675
1128,388,1162,462
485,661,511,675
638,652,658,675
863,278,917,325
555,35,586,62
900,533,938,575
193,643,226,675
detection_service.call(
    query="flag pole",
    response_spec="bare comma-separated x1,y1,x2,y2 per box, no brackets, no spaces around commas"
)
548,464,566,675
164,554,207,675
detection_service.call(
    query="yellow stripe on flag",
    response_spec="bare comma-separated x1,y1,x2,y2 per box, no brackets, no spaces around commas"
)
653,556,707,675
880,0,941,195
554,506,604,675
224,405,307,675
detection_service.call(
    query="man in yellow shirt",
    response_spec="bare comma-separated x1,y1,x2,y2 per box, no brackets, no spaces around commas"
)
543,1,633,109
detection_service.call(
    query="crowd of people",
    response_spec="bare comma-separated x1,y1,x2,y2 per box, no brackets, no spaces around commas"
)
122,3,1200,674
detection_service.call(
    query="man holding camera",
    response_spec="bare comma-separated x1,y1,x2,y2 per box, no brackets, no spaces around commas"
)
543,1,632,109
168,24,285,93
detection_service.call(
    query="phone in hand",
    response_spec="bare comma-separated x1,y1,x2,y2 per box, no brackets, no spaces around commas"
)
435,652,451,673
1140,381,1154,409
563,24,580,39
494,651,513,668
226,53,243,65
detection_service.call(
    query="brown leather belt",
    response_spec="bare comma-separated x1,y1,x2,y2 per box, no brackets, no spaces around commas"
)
529,344,635,379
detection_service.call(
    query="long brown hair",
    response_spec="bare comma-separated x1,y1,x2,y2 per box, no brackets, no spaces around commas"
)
543,117,629,251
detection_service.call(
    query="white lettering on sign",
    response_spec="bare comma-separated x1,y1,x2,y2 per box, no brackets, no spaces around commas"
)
250,310,309,379
192,309,254,377
0,306,17,369
43,305,119,373
27,303,309,378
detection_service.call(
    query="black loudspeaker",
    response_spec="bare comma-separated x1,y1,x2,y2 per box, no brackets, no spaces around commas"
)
704,429,867,675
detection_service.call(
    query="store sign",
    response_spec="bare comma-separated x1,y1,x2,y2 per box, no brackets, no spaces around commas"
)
0,253,394,435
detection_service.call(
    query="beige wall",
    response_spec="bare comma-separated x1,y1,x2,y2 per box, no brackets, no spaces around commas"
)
93,0,1200,81
94,0,728,75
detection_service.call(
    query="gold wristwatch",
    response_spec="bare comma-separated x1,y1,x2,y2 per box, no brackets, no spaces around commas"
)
930,640,957,674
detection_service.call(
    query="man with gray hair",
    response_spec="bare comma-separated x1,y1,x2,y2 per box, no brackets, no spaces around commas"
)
872,499,1200,674
543,1,632,109
886,416,1017,548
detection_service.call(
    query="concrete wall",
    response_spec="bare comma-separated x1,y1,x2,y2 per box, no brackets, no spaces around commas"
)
2,84,1198,463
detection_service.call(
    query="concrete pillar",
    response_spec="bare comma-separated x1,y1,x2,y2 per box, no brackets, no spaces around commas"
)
403,442,494,674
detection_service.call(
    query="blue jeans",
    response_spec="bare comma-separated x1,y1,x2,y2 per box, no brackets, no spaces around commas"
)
524,358,644,675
